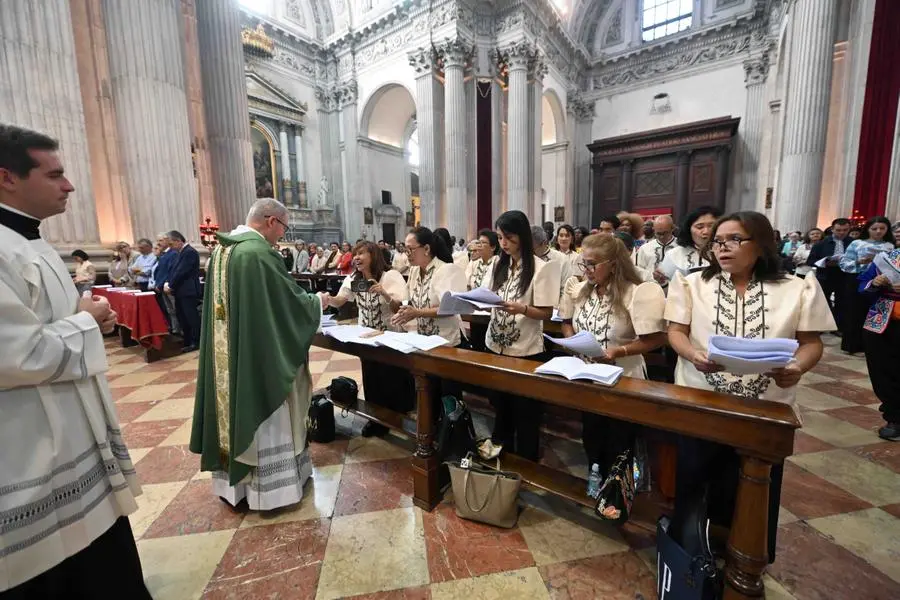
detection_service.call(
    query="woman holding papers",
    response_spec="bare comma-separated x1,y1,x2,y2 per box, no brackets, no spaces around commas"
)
324,242,411,436
482,211,562,461
656,206,721,285
558,234,666,478
465,229,499,290
838,216,896,354
665,210,836,563
792,228,823,278
858,247,900,441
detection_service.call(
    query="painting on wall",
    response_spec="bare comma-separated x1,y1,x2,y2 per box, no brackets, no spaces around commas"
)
251,125,276,199
363,207,374,225
554,206,565,222
406,211,415,227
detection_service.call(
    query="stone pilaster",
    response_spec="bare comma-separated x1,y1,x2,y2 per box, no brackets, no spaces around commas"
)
440,39,472,240
294,127,306,207
195,0,256,230
504,41,534,214
566,90,595,227
886,94,900,221
315,85,335,208
531,56,547,224
104,0,199,241
0,0,100,246
739,52,771,212
409,48,444,229
491,72,505,221
339,82,361,240
279,123,293,205
777,0,838,231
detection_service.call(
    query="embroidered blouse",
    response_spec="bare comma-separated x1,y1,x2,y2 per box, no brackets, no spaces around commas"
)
407,257,466,345
839,240,895,274
465,255,496,290
635,237,677,275
658,244,708,279
664,271,836,403
559,278,666,379
337,270,408,332
483,257,562,357
391,252,410,275
859,249,900,334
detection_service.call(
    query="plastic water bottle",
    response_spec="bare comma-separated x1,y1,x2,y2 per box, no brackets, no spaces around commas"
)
587,463,602,499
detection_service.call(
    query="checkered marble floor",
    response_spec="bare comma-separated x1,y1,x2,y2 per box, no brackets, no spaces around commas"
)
103,335,900,599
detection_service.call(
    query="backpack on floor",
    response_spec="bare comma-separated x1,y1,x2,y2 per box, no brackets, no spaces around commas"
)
307,393,335,443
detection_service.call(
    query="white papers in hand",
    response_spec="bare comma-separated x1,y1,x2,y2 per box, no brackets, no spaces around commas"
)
814,254,843,268
550,308,564,322
874,252,900,285
543,331,607,358
534,356,624,386
320,314,338,328
438,287,504,315
707,335,798,375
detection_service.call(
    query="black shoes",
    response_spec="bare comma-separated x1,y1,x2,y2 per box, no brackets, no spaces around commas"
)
878,423,900,442
361,421,389,438
181,345,198,353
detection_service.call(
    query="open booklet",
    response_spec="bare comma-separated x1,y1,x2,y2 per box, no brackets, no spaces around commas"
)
543,331,607,358
534,356,624,386
437,287,504,315
706,335,798,375
322,325,450,353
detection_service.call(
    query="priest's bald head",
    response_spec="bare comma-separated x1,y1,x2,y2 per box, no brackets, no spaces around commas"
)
0,125,75,220
653,215,675,244
247,198,289,245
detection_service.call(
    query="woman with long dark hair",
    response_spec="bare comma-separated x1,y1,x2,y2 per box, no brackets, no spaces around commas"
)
481,211,562,461
657,206,722,283
665,211,835,563
324,242,410,436
838,216,895,354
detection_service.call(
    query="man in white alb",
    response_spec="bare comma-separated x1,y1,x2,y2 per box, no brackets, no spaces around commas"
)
635,215,677,289
0,125,148,598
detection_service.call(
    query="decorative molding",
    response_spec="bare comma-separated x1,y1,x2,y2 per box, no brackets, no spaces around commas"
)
500,40,537,71
603,6,623,48
285,0,306,27
566,89,595,121
743,51,771,86
588,117,741,161
436,38,474,69
408,47,438,77
247,69,308,125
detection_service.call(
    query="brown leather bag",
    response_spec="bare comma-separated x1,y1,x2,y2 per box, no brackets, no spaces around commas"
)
446,453,522,528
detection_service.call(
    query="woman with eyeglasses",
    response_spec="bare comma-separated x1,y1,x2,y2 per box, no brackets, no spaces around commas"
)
324,241,410,437
559,234,666,479
481,210,562,461
665,211,835,563
465,229,499,291
657,206,722,283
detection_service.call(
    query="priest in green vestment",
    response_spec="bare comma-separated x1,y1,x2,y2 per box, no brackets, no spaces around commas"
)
190,198,326,510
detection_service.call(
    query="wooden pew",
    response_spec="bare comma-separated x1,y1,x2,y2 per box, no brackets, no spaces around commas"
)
313,333,800,599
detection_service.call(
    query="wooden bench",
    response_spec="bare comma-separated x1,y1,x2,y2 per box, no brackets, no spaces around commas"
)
312,333,799,599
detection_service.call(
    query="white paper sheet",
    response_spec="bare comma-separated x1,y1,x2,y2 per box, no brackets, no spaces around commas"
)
707,335,798,375
550,308,564,322
874,252,900,285
380,331,450,351
438,289,505,315
320,314,338,328
534,356,624,386
814,254,843,268
322,325,376,343
543,331,608,358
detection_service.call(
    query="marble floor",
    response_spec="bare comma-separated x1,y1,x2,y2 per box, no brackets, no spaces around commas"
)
104,335,900,599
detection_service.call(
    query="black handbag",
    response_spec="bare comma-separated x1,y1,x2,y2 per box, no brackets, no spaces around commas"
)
307,393,335,443
594,449,635,525
327,376,358,409
435,396,477,461
657,491,721,600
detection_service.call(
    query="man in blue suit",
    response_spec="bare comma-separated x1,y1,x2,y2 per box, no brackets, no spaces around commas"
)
152,233,179,333
165,230,202,352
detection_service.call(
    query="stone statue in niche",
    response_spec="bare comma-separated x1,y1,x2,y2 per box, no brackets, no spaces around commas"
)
318,175,330,207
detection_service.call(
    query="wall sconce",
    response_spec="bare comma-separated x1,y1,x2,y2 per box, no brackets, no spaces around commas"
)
650,92,671,114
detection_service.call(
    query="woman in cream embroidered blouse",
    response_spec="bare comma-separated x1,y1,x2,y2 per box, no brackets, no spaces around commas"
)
664,210,835,564
390,227,466,347
558,234,666,475
465,229,499,290
481,211,561,461
657,205,722,284
837,216,895,354
325,241,410,436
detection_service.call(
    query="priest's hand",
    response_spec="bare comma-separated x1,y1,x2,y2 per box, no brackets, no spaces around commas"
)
79,295,114,332
317,291,330,309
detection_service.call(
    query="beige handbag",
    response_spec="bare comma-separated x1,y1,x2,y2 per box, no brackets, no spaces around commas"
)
446,453,522,528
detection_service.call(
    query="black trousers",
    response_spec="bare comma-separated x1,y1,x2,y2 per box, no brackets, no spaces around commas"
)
818,269,844,330
137,281,149,292
489,351,547,461
582,414,636,479
174,293,201,347
360,359,416,413
674,437,784,563
840,272,868,353
864,322,900,424
0,517,151,600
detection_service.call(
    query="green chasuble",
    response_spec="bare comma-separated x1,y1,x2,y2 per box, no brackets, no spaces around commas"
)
190,229,321,485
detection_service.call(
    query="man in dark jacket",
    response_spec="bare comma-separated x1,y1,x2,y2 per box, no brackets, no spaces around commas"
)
152,233,179,333
165,230,202,352
807,217,852,330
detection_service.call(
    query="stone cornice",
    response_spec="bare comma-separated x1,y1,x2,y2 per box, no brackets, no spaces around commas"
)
588,14,770,96
358,136,406,157
566,89,595,121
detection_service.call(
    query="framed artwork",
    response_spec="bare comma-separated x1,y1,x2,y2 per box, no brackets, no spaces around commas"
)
406,211,415,227
554,206,565,222
363,207,374,225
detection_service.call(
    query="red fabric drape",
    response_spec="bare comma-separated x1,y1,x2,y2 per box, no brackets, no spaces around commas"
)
852,0,900,219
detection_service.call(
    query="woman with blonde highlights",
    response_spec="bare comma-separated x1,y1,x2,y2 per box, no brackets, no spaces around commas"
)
558,234,666,478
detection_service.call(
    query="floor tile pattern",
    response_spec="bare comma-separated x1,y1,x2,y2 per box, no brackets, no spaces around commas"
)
96,335,900,599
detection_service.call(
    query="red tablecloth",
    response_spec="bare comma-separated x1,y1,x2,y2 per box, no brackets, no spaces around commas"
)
92,287,169,350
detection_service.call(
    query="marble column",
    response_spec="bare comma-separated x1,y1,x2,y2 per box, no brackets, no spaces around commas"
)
0,0,100,246
195,0,256,229
409,48,444,228
315,86,334,208
279,123,293,205
104,0,198,241
505,42,533,213
532,57,547,224
566,91,595,228
739,53,771,212
886,94,900,221
777,0,838,231
442,40,470,241
294,127,306,207
491,74,505,220
340,82,361,240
